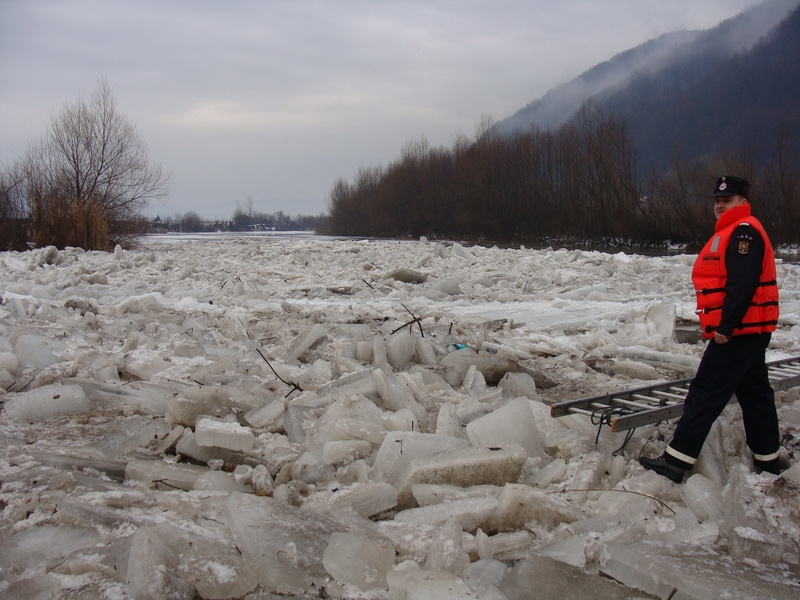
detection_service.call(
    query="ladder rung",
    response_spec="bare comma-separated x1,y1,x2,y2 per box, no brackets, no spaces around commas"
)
630,393,661,404
607,397,658,411
652,390,686,401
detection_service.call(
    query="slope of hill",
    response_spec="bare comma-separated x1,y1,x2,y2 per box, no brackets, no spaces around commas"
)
496,0,800,172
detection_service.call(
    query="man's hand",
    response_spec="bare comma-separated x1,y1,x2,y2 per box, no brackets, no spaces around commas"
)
714,332,730,344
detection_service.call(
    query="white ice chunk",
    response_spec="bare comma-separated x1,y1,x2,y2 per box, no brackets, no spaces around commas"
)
395,496,498,532
452,243,476,262
3,383,92,423
415,336,438,365
0,367,13,391
314,368,379,398
322,439,373,466
466,397,548,460
114,293,164,315
285,323,328,360
304,481,398,518
498,372,537,400
244,398,285,430
440,351,529,387
195,416,255,451
424,517,471,574
322,532,395,592
782,462,800,485
435,403,465,438
411,483,502,507
13,333,66,368
0,351,19,373
386,330,417,369
462,558,510,600
530,458,567,487
194,470,253,493
432,278,464,295
303,393,386,452
387,567,477,599
681,473,725,522
535,534,586,568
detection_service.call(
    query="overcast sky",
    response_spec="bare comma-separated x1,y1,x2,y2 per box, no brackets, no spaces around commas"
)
0,0,766,220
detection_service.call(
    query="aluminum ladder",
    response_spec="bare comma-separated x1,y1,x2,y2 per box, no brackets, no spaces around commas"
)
551,355,800,433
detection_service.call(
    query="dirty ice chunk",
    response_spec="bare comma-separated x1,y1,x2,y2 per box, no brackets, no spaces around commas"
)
728,526,785,564
500,555,644,600
125,460,208,491
372,431,470,487
394,445,527,509
490,484,582,532
126,527,194,600
0,525,101,576
222,493,343,595
599,541,797,599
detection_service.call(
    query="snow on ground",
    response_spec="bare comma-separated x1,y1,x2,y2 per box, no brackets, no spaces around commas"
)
1,235,800,599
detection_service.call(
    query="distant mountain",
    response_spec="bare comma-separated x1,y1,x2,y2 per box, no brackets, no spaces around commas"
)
495,0,800,173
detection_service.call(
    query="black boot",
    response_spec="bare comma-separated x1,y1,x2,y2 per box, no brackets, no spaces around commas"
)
753,458,781,475
639,456,686,483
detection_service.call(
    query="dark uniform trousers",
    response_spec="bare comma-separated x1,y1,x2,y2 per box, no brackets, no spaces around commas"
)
668,332,780,467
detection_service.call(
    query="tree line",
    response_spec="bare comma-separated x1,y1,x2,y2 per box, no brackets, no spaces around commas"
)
152,204,327,234
322,104,800,247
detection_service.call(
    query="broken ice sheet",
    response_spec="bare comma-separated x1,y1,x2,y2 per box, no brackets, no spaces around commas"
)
600,541,800,599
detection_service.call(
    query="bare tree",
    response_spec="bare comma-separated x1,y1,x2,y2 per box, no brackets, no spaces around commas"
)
0,162,30,250
20,77,169,249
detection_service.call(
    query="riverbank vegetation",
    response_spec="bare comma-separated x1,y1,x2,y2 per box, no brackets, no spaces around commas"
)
322,105,800,248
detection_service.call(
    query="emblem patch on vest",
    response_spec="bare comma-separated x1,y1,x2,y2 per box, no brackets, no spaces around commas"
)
737,239,751,255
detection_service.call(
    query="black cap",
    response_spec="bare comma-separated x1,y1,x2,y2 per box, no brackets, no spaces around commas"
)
713,176,749,199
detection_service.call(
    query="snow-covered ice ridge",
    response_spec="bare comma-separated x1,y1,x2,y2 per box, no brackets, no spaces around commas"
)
1,237,800,599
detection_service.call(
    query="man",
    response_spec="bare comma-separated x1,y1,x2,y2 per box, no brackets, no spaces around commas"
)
640,176,781,483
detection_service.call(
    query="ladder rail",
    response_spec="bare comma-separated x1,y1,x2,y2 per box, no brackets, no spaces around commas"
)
551,356,800,432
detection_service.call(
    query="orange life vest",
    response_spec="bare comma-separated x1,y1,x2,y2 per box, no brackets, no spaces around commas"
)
692,204,779,338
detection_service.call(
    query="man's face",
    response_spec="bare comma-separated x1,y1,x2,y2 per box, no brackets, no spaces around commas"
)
714,194,747,219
